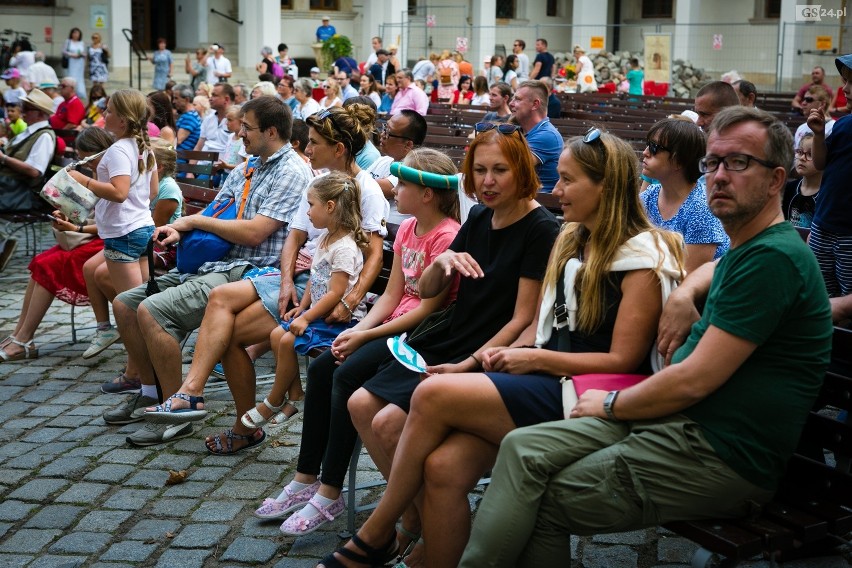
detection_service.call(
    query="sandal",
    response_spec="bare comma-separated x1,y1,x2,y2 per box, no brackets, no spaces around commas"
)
319,531,399,568
241,397,285,429
206,428,266,455
270,399,302,425
395,523,422,563
144,393,206,423
0,338,39,361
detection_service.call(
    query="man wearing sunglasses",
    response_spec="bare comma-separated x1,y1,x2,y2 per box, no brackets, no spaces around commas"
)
509,80,562,192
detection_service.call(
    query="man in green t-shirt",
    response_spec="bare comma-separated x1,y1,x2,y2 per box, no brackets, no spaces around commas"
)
458,107,834,567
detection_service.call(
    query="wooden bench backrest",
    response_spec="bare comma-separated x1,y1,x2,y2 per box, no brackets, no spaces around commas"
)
176,149,219,188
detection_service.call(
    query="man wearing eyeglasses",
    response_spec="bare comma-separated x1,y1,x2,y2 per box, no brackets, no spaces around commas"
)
513,39,530,80
49,77,85,144
389,70,429,116
460,106,833,567
509,80,562,192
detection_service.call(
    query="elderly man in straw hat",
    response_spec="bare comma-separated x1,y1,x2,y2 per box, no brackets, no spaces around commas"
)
0,88,57,270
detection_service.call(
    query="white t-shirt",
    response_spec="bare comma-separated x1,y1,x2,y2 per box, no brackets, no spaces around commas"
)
795,119,835,150
412,60,436,82
3,87,26,105
365,52,378,70
291,169,388,257
310,230,366,319
95,138,155,238
366,155,407,225
206,55,232,84
516,53,530,80
200,113,230,153
296,98,322,120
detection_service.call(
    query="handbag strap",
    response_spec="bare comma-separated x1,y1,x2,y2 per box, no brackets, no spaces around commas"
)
65,149,108,171
145,239,161,297
236,157,257,220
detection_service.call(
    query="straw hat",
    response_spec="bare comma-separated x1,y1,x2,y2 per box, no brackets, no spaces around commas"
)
20,88,55,116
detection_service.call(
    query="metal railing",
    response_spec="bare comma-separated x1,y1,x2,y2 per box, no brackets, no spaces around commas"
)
121,28,147,90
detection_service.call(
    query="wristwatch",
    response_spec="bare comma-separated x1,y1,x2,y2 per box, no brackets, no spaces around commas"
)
603,390,620,420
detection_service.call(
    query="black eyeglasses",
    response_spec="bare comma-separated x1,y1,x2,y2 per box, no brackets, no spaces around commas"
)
803,96,815,103
646,140,670,156
379,123,412,141
583,127,601,143
474,122,523,136
699,153,778,174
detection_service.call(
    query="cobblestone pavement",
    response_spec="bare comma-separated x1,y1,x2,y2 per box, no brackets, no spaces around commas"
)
2,233,851,566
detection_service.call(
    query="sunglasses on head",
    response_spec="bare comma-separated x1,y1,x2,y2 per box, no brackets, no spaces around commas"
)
582,127,602,143
646,139,670,156
474,122,523,136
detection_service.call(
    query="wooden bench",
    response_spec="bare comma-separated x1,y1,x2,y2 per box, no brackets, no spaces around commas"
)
177,182,219,216
666,326,852,566
176,149,219,188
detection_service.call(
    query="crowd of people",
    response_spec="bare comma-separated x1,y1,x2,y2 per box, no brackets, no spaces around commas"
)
0,24,850,567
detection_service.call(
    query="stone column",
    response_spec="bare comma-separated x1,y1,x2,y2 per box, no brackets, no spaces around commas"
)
471,0,496,77
238,0,281,69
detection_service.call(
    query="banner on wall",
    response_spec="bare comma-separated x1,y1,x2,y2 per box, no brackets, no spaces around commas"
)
643,33,672,96
90,5,108,29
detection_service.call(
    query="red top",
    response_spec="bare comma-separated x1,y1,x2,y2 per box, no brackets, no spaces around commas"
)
50,95,85,145
451,90,473,104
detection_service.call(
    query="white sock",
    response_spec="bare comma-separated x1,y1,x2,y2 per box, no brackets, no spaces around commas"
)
141,385,158,399
277,480,310,501
296,493,335,519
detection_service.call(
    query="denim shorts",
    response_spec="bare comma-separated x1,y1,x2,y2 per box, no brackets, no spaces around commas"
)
103,225,155,263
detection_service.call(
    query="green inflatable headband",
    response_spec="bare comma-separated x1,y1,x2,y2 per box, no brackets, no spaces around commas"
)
390,162,459,191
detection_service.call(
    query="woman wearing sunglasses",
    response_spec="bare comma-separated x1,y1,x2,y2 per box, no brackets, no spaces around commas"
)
323,128,638,567
640,118,729,274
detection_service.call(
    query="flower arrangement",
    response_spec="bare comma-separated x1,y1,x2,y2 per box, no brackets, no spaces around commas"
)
321,34,353,64
559,63,577,80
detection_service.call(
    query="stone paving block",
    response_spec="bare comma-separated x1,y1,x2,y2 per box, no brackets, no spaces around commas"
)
128,519,181,541
30,441,77,455
143,453,196,471
102,488,158,510
220,536,279,563
658,535,700,563
39,456,92,477
35,379,75,391
0,528,62,553
49,531,111,554
186,465,230,482
21,390,56,404
24,505,85,529
45,414,96,428
592,528,650,545
0,401,32,419
0,441,35,458
149,497,198,517
212,480,274,500
84,463,136,482
288,530,341,557
232,462,283,480
191,500,245,522
66,405,113,417
29,406,73,420
60,425,111,443
74,510,134,532
255,443,301,463
0,468,31,484
99,448,154,465
8,478,70,501
170,523,230,548
0,555,33,567
55,482,111,504
124,469,170,488
20,427,70,443
65,445,111,458
99,541,157,562
162,480,215,498
0,385,24,399
583,543,638,568
49,367,89,381
273,557,317,568
154,548,212,568
0,500,37,521
28,555,87,568
3,373,43,387
86,432,134,446
0,522,11,539
241,517,285,538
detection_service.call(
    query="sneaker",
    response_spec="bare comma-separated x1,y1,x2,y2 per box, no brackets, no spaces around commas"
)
103,392,158,425
211,362,225,379
280,495,346,536
101,373,142,395
126,421,193,447
254,480,321,519
83,328,121,359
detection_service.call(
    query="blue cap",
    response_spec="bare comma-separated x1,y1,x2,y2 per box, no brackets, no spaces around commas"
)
835,53,852,75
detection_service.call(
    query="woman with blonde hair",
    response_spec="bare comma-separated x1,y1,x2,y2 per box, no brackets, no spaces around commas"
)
436,50,460,102
319,80,343,109
321,128,684,567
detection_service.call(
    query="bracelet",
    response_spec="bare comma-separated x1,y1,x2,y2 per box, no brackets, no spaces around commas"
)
470,353,482,368
78,224,85,233
340,298,354,316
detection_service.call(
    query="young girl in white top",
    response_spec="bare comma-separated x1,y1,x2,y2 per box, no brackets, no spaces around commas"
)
237,172,369,436
69,89,156,296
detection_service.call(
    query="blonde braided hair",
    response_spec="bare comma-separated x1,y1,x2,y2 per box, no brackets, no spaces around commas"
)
110,89,156,173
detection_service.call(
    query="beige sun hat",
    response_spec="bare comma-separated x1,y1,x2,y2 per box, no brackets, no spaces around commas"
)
20,88,55,116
